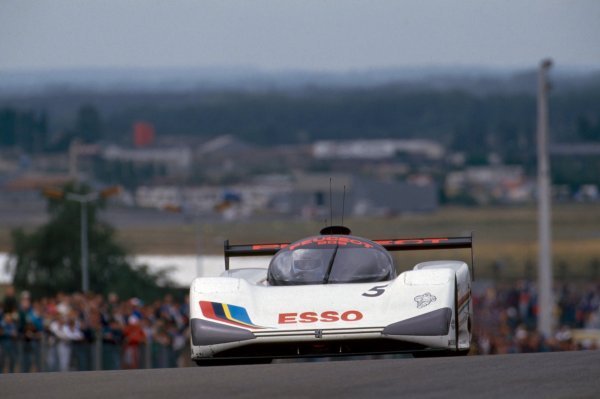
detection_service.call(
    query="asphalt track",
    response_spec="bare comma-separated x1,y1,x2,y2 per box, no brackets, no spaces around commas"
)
2,351,600,399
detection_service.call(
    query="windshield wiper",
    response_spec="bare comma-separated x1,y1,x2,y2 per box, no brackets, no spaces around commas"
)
322,244,339,284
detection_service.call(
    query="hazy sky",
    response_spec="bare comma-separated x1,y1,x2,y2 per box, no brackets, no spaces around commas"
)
1,0,599,72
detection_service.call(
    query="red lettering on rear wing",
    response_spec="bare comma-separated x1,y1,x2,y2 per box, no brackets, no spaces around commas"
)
373,236,472,251
224,235,474,278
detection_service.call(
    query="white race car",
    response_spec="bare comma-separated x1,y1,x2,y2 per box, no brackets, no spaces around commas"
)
189,226,473,365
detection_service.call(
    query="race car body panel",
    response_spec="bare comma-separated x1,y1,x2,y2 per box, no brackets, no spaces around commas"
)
190,231,473,361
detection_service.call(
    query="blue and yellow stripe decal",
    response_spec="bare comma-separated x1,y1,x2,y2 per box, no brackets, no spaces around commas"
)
200,301,265,329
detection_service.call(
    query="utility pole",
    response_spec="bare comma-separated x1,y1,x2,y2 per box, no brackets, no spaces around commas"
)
537,58,554,337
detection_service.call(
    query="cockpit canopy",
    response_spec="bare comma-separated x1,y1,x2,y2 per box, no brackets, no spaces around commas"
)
267,235,396,286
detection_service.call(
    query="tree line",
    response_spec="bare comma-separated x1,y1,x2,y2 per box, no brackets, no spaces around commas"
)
10,182,176,299
1,83,599,174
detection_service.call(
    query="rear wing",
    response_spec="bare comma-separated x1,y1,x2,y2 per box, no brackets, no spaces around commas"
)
224,241,288,270
224,235,475,278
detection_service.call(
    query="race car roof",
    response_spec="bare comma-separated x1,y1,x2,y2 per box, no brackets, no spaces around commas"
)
267,235,395,286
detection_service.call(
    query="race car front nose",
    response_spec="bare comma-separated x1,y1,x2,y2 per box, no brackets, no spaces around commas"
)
191,318,256,346
382,307,452,336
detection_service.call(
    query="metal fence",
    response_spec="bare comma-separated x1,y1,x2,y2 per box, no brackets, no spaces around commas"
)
0,332,190,373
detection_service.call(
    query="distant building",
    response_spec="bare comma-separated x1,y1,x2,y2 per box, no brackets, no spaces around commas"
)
135,181,290,216
313,139,445,160
445,165,533,204
197,135,255,156
193,135,311,184
275,173,438,218
102,145,192,177
574,185,599,202
133,172,437,219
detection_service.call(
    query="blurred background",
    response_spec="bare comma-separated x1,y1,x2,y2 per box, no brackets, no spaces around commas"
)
0,0,599,371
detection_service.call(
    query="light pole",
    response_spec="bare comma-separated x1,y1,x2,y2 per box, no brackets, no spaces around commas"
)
537,58,554,337
65,192,98,294
43,185,121,293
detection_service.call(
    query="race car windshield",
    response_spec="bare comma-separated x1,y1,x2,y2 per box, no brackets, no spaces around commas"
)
267,235,395,285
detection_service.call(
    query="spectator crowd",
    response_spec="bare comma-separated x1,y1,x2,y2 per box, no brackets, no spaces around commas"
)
472,280,600,354
1,279,600,372
0,286,190,373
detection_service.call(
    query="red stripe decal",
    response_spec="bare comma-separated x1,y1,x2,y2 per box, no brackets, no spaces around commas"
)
200,301,217,319
458,293,470,309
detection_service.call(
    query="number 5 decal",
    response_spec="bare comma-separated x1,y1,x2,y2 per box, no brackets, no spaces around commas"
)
362,284,388,297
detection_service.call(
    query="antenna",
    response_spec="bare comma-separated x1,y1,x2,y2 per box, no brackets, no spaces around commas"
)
329,177,333,228
341,185,346,226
